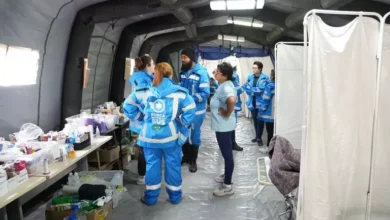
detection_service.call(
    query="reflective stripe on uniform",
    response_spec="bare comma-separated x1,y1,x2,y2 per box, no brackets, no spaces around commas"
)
261,115,273,119
166,184,182,191
182,102,196,111
138,121,184,144
134,111,142,120
167,92,186,121
195,109,206,115
146,183,161,190
126,98,140,109
179,133,187,143
189,75,199,80
131,120,142,129
136,92,152,105
196,93,203,102
199,83,210,88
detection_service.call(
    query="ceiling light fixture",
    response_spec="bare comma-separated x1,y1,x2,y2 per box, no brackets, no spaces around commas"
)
218,34,245,42
227,16,264,28
210,0,265,10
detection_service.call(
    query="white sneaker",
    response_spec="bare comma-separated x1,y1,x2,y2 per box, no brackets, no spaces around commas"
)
213,184,235,197
259,147,269,154
214,174,225,183
137,176,145,185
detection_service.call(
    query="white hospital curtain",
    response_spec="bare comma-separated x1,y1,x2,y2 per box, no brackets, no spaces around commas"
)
367,24,390,220
298,15,379,220
275,44,304,149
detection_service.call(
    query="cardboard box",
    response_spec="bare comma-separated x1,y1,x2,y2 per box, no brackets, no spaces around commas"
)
45,200,113,220
88,146,120,163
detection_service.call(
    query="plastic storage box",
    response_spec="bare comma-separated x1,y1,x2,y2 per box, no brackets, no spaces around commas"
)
78,170,123,187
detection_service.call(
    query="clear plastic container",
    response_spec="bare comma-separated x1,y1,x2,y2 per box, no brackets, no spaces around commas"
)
78,171,124,187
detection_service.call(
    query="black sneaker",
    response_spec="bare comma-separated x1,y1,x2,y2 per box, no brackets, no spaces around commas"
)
251,138,257,143
189,161,197,173
257,140,264,146
233,144,243,151
181,157,188,166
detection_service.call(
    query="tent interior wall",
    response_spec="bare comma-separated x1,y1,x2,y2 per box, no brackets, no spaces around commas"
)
1,0,390,146
3,0,390,219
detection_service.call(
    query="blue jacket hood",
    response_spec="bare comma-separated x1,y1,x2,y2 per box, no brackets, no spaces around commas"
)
192,62,207,73
129,70,153,87
150,78,186,98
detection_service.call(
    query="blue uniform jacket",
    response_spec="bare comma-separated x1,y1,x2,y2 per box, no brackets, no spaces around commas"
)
179,63,210,116
126,70,154,132
257,81,275,123
233,72,244,112
123,86,151,134
126,78,196,149
129,70,153,91
243,73,269,111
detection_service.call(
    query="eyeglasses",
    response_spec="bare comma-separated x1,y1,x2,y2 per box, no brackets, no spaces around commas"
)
252,67,258,70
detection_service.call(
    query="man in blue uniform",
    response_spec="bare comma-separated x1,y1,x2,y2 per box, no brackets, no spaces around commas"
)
244,61,269,146
179,48,210,173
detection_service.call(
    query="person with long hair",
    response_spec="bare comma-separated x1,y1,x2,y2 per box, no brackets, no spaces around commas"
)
257,69,276,151
125,55,155,185
125,62,196,206
210,62,237,196
179,48,210,173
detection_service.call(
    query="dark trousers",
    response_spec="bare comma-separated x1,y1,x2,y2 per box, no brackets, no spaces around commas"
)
216,131,234,185
182,143,199,162
258,121,274,146
251,109,264,141
138,146,146,176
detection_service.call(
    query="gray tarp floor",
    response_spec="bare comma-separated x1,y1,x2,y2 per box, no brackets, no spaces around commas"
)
113,113,286,220
25,113,286,220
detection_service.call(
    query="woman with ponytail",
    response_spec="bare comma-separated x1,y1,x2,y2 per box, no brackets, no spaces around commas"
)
125,62,196,206
124,55,154,186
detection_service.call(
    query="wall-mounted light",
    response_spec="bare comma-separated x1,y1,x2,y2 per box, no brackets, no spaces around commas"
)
218,34,245,42
227,16,264,28
210,0,265,10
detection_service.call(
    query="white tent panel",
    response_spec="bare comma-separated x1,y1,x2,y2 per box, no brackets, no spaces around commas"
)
368,23,390,220
299,15,379,219
275,44,304,149
0,0,106,137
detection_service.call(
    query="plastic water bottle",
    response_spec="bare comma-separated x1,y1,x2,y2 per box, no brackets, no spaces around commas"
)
110,172,122,186
67,173,74,185
63,204,87,220
73,172,81,186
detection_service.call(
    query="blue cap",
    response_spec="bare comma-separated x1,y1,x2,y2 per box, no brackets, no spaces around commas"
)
71,204,79,211
68,214,78,220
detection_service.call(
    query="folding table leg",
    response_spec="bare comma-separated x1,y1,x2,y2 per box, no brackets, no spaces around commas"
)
76,157,89,172
0,207,8,220
6,200,23,220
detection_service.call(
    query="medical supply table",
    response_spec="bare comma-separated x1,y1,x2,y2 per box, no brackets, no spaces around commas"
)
0,136,112,220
